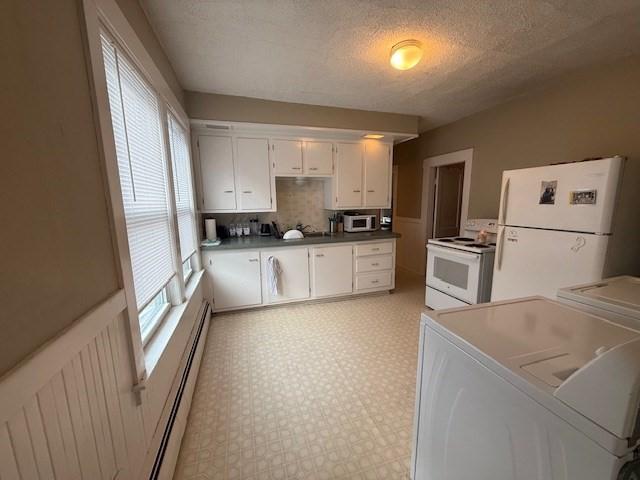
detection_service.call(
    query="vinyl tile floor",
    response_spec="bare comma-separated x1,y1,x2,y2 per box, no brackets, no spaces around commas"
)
174,270,425,480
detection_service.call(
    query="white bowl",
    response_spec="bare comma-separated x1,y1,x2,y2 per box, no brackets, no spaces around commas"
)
282,229,304,240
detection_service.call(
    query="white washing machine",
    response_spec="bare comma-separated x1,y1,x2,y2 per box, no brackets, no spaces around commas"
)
558,276,640,331
411,297,640,480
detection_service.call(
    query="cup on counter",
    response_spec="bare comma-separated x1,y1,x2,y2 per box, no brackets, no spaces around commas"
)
229,224,237,237
243,224,250,236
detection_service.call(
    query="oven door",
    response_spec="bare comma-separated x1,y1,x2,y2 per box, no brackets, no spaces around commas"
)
426,244,481,304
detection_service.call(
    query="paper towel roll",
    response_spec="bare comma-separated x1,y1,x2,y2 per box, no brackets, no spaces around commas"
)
205,219,217,241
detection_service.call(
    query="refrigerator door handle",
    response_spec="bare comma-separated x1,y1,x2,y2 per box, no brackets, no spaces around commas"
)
500,177,510,225
496,227,506,270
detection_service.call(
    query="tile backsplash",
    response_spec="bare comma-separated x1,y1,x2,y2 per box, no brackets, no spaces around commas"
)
202,177,377,236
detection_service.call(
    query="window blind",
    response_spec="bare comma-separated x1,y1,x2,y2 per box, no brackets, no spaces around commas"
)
167,113,197,261
101,34,175,309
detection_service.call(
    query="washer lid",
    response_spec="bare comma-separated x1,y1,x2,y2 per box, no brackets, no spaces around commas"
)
423,297,640,453
558,276,640,321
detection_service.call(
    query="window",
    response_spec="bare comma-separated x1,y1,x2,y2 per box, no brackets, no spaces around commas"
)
100,31,198,342
167,112,197,273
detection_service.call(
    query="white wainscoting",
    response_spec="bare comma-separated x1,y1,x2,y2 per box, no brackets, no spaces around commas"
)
0,279,206,480
393,216,426,276
0,296,146,480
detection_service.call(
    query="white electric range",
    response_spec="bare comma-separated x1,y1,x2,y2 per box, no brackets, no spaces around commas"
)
426,219,497,309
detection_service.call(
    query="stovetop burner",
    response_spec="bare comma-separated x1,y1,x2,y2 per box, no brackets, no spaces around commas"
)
438,238,455,242
468,243,489,248
454,237,474,242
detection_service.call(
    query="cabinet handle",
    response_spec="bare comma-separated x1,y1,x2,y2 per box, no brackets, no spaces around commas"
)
291,167,301,170
371,263,379,266
353,190,361,193
367,190,375,193
372,247,380,251
309,167,318,171
371,280,379,284
242,190,252,194
315,254,325,257
224,190,234,193
249,258,259,262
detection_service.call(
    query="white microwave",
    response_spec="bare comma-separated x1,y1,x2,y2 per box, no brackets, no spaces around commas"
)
344,214,377,232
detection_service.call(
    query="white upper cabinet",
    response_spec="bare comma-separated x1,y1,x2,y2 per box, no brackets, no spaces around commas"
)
198,135,236,211
197,135,275,212
272,139,303,175
303,141,333,176
235,137,275,211
363,141,391,208
332,142,364,208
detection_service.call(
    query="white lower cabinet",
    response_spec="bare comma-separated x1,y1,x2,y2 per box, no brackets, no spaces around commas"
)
353,241,395,292
203,250,262,311
311,244,353,297
202,239,395,311
261,247,310,304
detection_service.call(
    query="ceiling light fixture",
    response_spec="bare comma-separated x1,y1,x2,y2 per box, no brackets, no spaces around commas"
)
363,134,385,139
390,39,423,70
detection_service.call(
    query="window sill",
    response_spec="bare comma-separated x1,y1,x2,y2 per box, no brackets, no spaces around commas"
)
143,269,205,377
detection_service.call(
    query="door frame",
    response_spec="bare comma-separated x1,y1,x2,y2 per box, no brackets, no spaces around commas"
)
422,148,473,241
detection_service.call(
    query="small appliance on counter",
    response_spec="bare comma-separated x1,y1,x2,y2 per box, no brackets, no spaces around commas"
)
380,208,392,231
259,223,272,236
343,212,377,232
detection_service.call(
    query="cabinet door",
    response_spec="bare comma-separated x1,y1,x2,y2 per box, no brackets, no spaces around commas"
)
236,137,273,210
198,136,236,210
335,143,363,208
303,141,333,175
311,244,353,297
261,248,310,303
363,141,391,208
207,251,262,310
273,139,303,175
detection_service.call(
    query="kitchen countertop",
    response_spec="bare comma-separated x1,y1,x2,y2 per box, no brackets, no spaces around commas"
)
201,230,400,251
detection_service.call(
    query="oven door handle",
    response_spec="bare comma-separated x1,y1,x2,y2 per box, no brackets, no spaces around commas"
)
427,244,481,262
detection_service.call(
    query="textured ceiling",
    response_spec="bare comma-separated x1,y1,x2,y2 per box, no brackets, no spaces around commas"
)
141,0,640,130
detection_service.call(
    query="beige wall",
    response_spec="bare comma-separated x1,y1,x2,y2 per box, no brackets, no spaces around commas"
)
394,55,640,221
0,0,120,376
186,91,419,134
115,0,184,107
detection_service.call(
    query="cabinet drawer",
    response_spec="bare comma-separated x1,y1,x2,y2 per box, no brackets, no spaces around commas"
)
355,241,393,257
355,254,393,273
355,271,392,291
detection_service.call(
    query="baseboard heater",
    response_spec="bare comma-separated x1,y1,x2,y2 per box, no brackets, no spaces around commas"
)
149,301,210,480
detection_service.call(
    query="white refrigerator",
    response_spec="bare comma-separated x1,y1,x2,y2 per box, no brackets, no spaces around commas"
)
491,156,633,301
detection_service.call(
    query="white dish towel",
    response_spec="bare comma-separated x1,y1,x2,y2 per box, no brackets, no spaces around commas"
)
267,255,282,296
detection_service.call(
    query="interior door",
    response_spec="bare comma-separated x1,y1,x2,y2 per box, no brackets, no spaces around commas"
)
272,139,302,175
363,141,391,207
303,141,333,175
198,135,236,210
261,248,310,303
236,137,272,210
491,226,609,301
433,163,465,237
311,244,353,297
209,251,262,310
335,142,363,208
